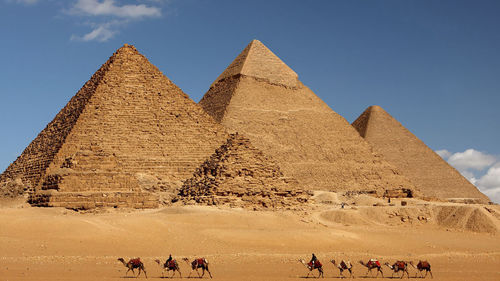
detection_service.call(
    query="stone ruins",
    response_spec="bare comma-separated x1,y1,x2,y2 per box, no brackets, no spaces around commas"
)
352,105,489,203
0,41,490,209
179,133,310,209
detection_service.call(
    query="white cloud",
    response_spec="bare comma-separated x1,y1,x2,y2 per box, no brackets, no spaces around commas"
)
436,149,452,159
70,0,161,19
439,148,499,203
447,149,496,171
482,187,500,204
71,22,117,42
459,170,477,184
67,0,165,42
476,163,500,190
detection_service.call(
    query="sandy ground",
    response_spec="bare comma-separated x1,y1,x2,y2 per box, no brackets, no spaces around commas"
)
1,195,499,281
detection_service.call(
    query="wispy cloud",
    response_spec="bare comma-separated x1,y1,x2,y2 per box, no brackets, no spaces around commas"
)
8,0,167,42
436,148,499,203
70,21,119,42
69,0,161,19
67,0,164,42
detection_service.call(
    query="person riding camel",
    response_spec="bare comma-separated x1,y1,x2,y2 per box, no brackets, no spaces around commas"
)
310,253,318,268
166,254,172,265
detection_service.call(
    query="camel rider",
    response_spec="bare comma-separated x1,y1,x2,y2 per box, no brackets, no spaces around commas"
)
310,253,318,267
166,254,172,264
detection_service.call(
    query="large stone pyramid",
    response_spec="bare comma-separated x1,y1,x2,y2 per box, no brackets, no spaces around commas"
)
352,105,490,203
199,40,417,196
0,44,228,209
179,133,310,209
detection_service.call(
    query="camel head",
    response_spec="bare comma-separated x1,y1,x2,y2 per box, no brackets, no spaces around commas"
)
330,259,336,265
358,260,366,267
155,259,162,265
117,258,125,263
182,257,190,262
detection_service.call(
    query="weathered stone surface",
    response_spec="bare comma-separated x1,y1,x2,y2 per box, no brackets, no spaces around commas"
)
1,44,229,208
352,105,489,203
179,133,311,209
211,40,298,88
200,40,418,196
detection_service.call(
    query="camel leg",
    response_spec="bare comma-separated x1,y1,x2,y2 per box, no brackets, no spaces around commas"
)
196,268,201,278
207,267,213,279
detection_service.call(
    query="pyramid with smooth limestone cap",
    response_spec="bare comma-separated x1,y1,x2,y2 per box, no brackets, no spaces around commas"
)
0,44,229,209
352,105,490,203
200,40,418,196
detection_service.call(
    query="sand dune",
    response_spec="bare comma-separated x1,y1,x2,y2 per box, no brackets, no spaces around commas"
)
1,195,499,280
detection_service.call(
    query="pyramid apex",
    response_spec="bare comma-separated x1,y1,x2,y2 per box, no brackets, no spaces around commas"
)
114,44,139,56
211,40,298,88
368,105,385,112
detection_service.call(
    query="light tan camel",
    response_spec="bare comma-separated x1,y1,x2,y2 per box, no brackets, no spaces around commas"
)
330,259,353,278
155,258,182,278
182,257,213,278
117,257,147,278
299,259,324,278
409,261,433,278
359,259,384,278
384,261,409,278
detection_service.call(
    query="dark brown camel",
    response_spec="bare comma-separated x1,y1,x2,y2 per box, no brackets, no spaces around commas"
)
409,261,433,278
384,261,409,278
155,258,182,278
359,259,384,278
182,257,213,278
299,259,324,278
331,259,353,278
117,257,147,278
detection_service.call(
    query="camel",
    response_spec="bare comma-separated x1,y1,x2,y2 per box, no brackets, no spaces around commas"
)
409,261,433,278
299,259,324,278
330,259,353,278
182,257,213,278
117,257,147,278
155,258,182,278
384,261,409,278
358,259,384,278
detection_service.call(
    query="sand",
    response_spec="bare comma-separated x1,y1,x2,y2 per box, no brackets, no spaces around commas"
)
1,196,499,281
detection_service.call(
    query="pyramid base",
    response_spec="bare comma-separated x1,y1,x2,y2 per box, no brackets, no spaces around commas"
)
29,190,159,210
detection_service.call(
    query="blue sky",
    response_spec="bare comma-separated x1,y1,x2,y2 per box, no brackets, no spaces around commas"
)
1,0,499,202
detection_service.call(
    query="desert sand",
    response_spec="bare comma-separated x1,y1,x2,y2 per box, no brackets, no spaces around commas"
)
1,194,499,281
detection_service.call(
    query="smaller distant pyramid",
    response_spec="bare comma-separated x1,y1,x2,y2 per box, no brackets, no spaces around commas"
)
179,133,310,209
352,105,490,203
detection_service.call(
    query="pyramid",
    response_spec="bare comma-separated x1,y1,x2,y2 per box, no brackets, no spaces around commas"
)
0,44,228,209
352,105,490,203
199,40,418,196
179,133,310,209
